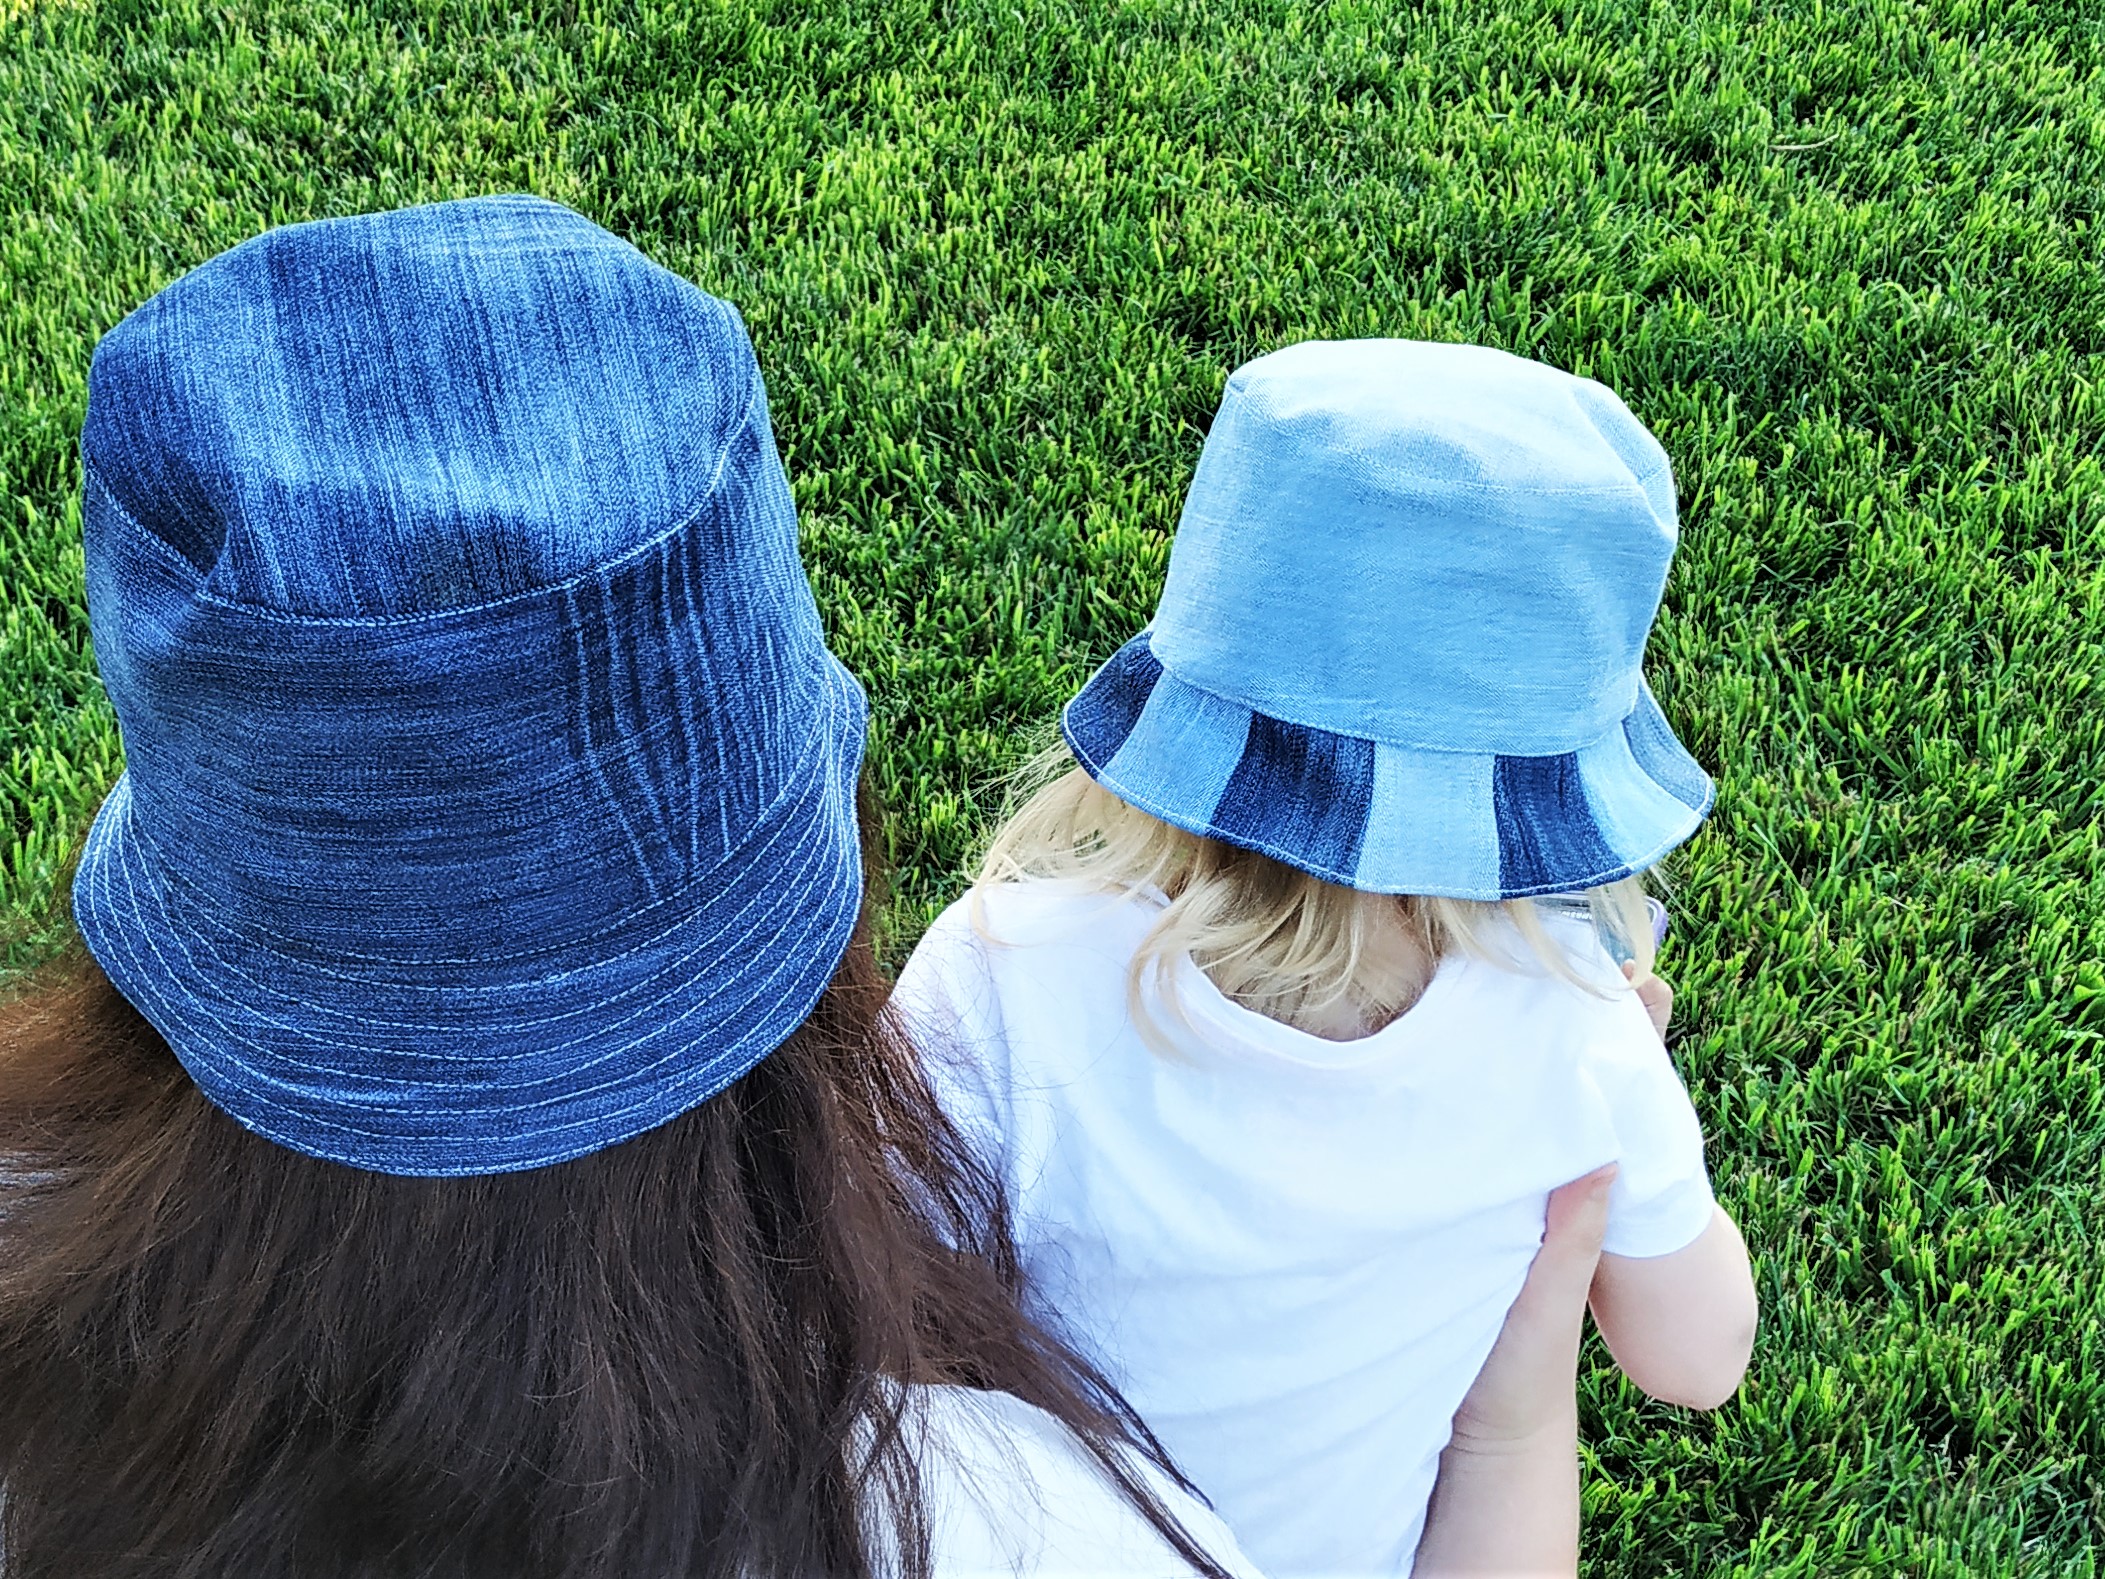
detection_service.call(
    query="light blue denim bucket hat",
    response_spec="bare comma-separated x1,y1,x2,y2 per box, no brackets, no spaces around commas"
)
1063,339,1712,900
71,195,867,1175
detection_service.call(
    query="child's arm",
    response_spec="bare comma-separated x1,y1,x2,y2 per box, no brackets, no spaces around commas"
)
1588,963,1757,1411
1589,1206,1756,1409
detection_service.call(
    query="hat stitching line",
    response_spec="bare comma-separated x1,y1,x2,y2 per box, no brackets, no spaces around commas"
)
1063,697,1710,898
117,791,847,1101
119,652,856,966
202,972,823,1173
1138,639,1648,760
1480,780,1714,899
105,670,849,1049
120,757,831,987
118,655,860,974
1077,736,1706,896
1192,405,1676,499
172,704,846,1039
180,850,837,1092
128,768,810,1024
1063,718,1377,890
94,801,855,1166
129,820,848,1136
81,466,209,581
93,715,852,1078
1183,466,1670,504
193,853,846,1114
561,575,669,909
79,370,767,630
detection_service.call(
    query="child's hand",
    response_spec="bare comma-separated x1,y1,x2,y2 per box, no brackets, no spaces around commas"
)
1622,962,1673,1041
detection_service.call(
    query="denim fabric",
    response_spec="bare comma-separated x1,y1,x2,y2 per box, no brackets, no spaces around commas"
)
1063,338,1714,900
1063,633,1708,896
1491,753,1623,895
1154,339,1675,756
1211,714,1374,879
1061,633,1163,760
71,196,867,1175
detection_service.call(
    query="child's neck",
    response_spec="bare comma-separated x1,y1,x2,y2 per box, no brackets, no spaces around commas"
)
1204,914,1439,1043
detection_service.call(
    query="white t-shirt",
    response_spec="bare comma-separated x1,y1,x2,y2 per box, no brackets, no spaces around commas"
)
895,883,1716,1579
904,1382,1264,1576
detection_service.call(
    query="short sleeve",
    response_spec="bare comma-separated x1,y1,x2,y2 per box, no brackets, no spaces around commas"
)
1582,987,1717,1259
893,899,1015,1183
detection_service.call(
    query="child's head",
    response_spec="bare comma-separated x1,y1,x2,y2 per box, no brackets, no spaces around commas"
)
980,744,1658,1038
981,339,1711,1035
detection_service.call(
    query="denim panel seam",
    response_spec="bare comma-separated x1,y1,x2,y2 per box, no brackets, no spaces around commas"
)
82,465,211,583
1067,695,1709,897
1144,646,1642,760
1188,442,1676,502
108,739,851,1048
80,369,766,630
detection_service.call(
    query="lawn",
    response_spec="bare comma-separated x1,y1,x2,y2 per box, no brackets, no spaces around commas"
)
3,0,2102,1572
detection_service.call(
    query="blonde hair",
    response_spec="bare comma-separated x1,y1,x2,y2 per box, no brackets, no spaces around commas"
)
974,746,1657,1046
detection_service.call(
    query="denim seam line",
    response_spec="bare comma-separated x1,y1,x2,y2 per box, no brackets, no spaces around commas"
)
1063,699,1711,899
1142,638,1651,760
79,369,765,630
81,466,209,581
1188,473,1669,504
1190,423,1675,502
113,739,846,1053
89,776,854,1166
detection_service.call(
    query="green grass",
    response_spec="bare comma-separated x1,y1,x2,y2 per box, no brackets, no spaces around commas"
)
3,0,2102,1571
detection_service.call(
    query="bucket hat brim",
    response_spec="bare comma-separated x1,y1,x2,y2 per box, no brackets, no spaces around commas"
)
74,654,868,1177
1061,632,1711,901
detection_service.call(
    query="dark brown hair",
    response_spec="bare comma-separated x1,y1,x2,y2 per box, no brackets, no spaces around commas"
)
0,800,1227,1578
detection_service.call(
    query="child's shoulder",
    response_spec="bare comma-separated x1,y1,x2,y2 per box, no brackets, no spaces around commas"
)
897,882,1161,1075
917,879,1164,961
1454,910,1655,1044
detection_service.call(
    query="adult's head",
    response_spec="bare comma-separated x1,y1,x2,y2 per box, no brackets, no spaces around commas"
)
0,197,1215,1578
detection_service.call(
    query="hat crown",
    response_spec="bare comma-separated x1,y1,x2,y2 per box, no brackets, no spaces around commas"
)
84,195,759,618
1150,339,1677,755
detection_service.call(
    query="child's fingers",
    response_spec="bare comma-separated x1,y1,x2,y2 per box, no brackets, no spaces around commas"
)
1640,976,1673,1034
1623,963,1675,1038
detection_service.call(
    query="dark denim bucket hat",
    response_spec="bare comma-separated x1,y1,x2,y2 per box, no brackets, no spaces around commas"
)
72,195,867,1176
1064,339,1712,900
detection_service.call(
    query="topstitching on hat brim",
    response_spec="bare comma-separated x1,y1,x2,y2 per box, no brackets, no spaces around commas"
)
73,655,870,1177
1061,632,1712,903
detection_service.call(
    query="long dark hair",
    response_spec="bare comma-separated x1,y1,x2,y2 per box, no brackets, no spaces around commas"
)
0,795,1227,1578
